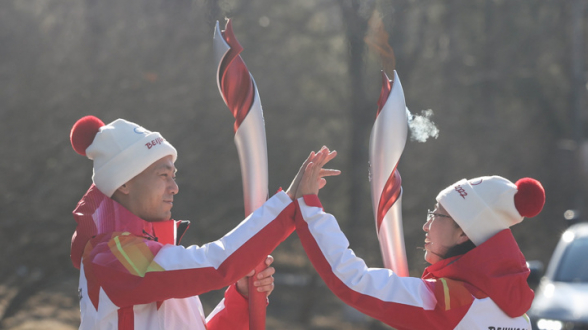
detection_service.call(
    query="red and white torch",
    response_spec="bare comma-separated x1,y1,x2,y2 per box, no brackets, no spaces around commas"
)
214,20,268,329
369,71,409,277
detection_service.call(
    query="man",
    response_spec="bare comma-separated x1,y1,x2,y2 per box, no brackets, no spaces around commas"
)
69,116,337,329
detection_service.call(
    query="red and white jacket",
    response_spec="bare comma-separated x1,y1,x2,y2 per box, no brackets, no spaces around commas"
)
71,185,295,330
295,195,534,330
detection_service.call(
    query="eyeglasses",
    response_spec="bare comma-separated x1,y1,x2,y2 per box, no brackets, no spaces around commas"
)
427,209,453,222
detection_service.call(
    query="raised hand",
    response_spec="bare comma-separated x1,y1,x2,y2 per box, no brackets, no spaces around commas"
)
296,147,340,199
286,150,316,200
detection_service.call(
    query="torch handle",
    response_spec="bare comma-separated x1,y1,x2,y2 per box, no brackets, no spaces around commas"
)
248,262,267,329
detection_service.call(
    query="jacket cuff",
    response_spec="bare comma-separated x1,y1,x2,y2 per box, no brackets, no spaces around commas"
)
227,283,249,305
302,194,322,208
273,190,293,205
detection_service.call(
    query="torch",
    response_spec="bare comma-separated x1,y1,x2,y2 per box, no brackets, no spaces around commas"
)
213,20,268,329
369,70,409,276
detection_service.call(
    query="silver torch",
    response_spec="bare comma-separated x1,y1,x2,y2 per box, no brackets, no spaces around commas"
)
213,19,269,330
369,71,409,277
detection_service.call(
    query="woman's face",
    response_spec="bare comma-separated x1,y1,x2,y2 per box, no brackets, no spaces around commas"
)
422,203,468,264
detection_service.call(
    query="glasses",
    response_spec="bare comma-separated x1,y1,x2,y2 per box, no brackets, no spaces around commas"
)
427,209,453,222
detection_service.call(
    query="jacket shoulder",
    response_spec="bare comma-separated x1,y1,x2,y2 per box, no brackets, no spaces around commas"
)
429,277,477,312
83,232,165,277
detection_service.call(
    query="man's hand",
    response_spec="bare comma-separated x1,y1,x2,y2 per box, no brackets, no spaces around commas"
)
286,150,315,200
286,146,340,200
295,147,340,199
236,255,275,298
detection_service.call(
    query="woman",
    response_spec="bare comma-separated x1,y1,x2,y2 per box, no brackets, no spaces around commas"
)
293,147,545,330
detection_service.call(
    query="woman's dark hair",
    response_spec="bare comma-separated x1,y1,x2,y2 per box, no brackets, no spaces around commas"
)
444,239,476,259
443,209,476,259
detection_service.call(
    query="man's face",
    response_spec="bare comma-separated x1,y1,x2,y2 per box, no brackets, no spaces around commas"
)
123,155,178,222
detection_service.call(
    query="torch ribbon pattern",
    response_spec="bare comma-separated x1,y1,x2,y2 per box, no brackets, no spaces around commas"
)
214,20,269,329
369,70,409,277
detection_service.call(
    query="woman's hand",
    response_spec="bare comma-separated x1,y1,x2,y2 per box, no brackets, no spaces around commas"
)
296,147,340,199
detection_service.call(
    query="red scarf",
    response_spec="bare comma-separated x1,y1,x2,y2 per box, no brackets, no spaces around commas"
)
71,185,178,269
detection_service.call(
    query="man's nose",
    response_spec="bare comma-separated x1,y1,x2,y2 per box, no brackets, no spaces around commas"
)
170,179,179,195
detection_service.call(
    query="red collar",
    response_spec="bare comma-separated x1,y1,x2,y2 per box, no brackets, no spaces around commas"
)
420,229,534,317
71,184,182,268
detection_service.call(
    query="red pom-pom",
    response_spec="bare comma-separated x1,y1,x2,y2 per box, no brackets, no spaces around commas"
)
70,116,104,156
514,178,545,218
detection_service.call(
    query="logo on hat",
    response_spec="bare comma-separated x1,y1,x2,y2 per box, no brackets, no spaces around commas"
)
134,127,148,134
146,137,165,150
454,184,468,199
470,179,484,185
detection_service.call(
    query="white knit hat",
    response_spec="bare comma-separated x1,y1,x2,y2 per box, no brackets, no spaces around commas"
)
436,176,545,246
70,116,177,197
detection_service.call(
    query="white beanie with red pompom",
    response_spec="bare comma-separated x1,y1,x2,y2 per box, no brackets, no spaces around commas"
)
70,116,177,197
436,175,545,246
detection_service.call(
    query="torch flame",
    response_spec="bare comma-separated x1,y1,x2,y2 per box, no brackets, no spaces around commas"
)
218,20,256,133
365,10,396,76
